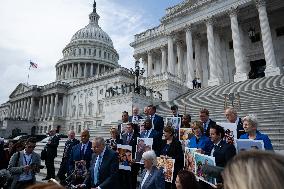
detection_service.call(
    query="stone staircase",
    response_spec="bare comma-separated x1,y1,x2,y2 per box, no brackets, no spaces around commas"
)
156,75,284,150
35,75,284,182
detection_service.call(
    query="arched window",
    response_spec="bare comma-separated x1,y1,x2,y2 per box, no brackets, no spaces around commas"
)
104,52,107,59
72,105,76,117
88,102,94,116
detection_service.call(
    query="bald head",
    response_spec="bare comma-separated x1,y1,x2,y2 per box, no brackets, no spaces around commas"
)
80,130,90,144
225,108,238,123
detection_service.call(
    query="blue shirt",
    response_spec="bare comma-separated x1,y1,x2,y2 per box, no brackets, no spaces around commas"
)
240,130,273,150
188,135,213,155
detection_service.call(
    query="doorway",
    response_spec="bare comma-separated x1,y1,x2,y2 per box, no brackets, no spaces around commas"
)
249,59,266,79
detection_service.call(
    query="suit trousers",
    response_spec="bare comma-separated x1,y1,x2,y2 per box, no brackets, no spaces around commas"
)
45,157,55,179
57,157,68,181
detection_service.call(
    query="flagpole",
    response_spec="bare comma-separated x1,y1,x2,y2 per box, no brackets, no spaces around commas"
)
27,60,31,86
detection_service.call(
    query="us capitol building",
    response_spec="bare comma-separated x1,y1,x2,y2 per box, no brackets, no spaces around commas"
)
0,0,284,137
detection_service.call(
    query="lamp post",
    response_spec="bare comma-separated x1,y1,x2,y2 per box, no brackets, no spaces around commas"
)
130,60,145,94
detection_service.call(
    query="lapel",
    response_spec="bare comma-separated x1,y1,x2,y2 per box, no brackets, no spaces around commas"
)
142,167,156,188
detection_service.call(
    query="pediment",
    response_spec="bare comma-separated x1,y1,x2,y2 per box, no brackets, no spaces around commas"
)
9,83,31,98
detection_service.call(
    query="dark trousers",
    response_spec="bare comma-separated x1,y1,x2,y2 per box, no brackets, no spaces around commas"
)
15,179,34,189
57,158,68,181
45,157,55,179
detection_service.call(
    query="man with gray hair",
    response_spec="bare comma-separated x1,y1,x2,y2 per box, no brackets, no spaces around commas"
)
129,106,143,123
82,137,119,188
224,107,245,138
57,130,80,184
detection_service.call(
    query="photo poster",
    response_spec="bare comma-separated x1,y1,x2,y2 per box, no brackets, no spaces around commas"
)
117,144,132,171
194,153,217,186
121,123,128,136
235,139,265,153
138,119,146,133
166,117,181,137
135,137,153,164
157,156,175,183
179,127,194,145
217,122,237,144
74,160,87,178
184,147,197,173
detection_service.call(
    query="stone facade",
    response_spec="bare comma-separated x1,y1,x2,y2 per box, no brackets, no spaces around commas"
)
130,0,284,88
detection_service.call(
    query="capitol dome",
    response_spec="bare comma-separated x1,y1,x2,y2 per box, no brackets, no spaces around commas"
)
55,0,119,82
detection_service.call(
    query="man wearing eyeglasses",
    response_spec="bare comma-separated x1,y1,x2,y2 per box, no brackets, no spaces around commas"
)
8,137,41,189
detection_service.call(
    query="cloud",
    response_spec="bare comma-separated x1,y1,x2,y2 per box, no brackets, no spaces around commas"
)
0,0,150,104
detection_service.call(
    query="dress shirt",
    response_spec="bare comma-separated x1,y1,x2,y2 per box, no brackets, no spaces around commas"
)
203,119,210,134
141,170,151,188
210,140,222,156
93,146,106,188
19,150,33,181
81,141,89,155
151,114,156,129
145,129,152,138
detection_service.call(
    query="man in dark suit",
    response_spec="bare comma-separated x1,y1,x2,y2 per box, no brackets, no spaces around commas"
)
224,107,245,138
121,122,140,189
129,106,143,123
69,130,93,175
199,108,216,137
118,111,130,136
81,137,119,189
170,105,183,118
148,105,164,139
57,130,80,184
209,124,236,168
140,118,159,153
43,129,59,180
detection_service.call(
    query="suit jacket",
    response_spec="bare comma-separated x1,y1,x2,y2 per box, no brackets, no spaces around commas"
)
62,138,80,159
204,119,217,137
122,132,140,158
8,150,41,189
151,114,164,138
139,166,165,189
213,140,236,167
46,135,60,158
140,129,160,152
236,118,245,139
69,141,93,172
84,147,119,189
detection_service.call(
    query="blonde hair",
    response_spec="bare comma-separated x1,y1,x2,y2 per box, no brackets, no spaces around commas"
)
192,121,204,134
223,151,284,189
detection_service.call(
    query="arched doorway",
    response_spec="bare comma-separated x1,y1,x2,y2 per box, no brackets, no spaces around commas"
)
249,59,266,79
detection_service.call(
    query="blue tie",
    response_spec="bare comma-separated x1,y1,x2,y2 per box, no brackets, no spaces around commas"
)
94,155,102,185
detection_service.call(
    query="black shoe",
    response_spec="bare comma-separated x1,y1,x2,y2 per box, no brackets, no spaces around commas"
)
42,177,50,181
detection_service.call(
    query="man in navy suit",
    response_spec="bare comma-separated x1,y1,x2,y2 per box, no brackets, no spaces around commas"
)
81,137,119,189
69,130,93,174
129,107,143,123
140,118,159,153
148,105,164,140
210,125,236,168
199,108,216,137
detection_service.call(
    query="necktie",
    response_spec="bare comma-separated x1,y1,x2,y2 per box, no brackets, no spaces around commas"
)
81,144,85,157
93,155,102,185
127,134,131,144
146,130,149,138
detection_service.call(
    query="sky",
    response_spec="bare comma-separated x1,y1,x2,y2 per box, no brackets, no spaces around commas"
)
0,0,183,104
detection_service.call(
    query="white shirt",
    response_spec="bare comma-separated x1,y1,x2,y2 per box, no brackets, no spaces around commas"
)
141,170,151,187
210,140,222,156
18,150,33,181
93,146,106,189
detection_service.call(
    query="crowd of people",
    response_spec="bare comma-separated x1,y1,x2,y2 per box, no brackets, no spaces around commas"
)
0,105,282,189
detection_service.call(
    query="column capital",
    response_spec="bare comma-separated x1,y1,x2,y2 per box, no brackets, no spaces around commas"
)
176,40,184,48
255,0,266,9
205,16,215,26
160,45,167,52
146,50,153,55
228,6,239,18
184,24,192,32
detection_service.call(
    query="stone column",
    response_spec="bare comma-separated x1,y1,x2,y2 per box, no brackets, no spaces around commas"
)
176,41,184,80
41,96,46,120
53,93,59,120
161,46,167,73
25,98,30,119
38,97,42,119
97,64,100,75
62,95,67,117
49,94,54,120
206,18,220,86
78,64,81,77
28,97,34,120
20,100,24,119
147,51,153,77
255,0,281,76
45,95,50,120
142,56,148,77
16,101,20,118
84,63,87,77
186,26,194,88
71,63,74,78
167,34,175,74
214,31,224,83
90,63,94,76
14,101,18,118
194,35,202,80
229,8,248,82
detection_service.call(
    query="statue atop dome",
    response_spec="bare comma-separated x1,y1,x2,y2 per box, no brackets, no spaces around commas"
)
93,0,96,13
